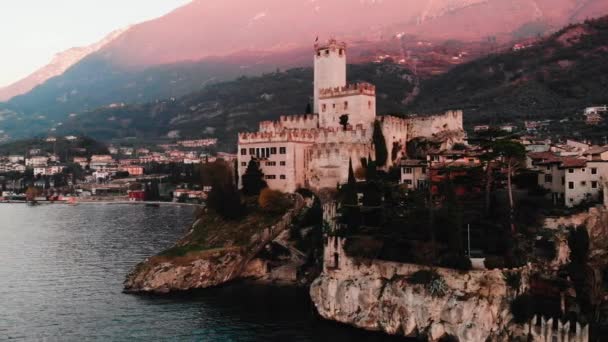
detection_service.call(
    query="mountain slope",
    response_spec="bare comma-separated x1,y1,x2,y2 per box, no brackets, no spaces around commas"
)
56,62,415,150
2,0,607,141
98,0,608,67
408,16,608,124
0,28,128,102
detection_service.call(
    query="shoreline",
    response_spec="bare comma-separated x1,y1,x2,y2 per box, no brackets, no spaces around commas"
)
0,200,202,207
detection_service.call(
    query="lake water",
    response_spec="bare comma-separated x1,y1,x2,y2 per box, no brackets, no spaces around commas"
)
0,204,411,341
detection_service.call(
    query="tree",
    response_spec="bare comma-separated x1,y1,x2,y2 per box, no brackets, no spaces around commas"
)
241,160,267,196
207,182,246,220
372,120,388,166
305,103,312,114
492,140,526,233
339,114,349,131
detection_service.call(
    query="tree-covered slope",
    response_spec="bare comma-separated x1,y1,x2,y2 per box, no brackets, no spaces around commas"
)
408,16,608,124
57,63,415,150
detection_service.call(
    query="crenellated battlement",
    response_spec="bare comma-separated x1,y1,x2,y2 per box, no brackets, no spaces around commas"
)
319,83,376,99
314,39,347,53
239,124,370,145
309,142,372,159
259,114,319,132
379,115,410,130
239,129,318,144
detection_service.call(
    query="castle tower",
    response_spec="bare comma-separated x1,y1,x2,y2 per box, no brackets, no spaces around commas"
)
313,39,347,114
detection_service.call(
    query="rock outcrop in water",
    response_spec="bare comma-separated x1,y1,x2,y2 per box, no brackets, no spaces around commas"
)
310,236,531,341
124,194,308,293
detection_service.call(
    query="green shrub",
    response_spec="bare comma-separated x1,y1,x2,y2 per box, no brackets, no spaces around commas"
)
429,277,448,297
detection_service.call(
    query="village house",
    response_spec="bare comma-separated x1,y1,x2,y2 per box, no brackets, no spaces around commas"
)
33,165,66,177
584,105,607,125
73,157,89,168
25,156,49,167
237,39,465,193
119,165,145,176
528,147,608,207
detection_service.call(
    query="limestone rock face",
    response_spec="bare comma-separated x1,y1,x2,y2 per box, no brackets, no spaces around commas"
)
310,260,523,341
124,248,245,294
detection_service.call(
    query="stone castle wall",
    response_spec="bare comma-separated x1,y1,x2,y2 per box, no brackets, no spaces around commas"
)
408,110,464,139
306,142,373,189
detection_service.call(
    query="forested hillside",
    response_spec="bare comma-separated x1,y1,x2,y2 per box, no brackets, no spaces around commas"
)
408,16,608,124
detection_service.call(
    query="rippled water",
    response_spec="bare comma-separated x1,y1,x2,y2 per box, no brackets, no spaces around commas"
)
0,204,411,341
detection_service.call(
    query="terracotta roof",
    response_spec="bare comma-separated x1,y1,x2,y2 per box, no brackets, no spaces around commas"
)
528,152,562,163
400,159,427,167
583,146,608,155
559,158,587,168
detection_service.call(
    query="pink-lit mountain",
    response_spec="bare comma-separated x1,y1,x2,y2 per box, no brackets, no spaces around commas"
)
1,0,607,104
98,0,608,67
0,28,128,102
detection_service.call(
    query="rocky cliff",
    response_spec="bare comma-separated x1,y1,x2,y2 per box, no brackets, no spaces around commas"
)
124,194,307,293
310,237,530,341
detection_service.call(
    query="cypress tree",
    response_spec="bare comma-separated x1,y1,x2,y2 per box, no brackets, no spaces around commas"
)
241,159,267,196
347,158,356,185
372,120,388,166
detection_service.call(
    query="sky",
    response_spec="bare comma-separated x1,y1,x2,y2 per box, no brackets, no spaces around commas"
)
0,0,191,87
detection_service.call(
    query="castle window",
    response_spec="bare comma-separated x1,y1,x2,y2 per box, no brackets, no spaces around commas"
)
317,51,321,57
322,104,327,112
280,175,286,180
279,147,287,154
545,175,552,183
240,148,246,155
325,50,329,56
280,161,286,166
241,162,247,167
339,49,344,56
368,101,372,109
592,168,598,174
249,148,255,155
404,180,413,185
568,169,574,173
270,147,277,155
332,103,336,109
266,161,276,166
405,167,413,174
344,101,348,110
581,181,587,187
569,182,574,189
592,181,598,189
265,175,276,180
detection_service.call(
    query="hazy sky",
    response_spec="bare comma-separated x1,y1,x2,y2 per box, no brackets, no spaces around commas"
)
0,0,191,87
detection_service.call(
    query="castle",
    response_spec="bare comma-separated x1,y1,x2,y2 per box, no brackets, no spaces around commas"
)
237,39,465,192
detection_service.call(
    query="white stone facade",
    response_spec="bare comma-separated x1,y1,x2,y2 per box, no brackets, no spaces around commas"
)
237,39,464,193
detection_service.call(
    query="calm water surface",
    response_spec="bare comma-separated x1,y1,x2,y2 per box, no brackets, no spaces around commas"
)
0,204,410,341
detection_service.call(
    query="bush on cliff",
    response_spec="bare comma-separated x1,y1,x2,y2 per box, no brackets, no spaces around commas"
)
258,188,291,214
